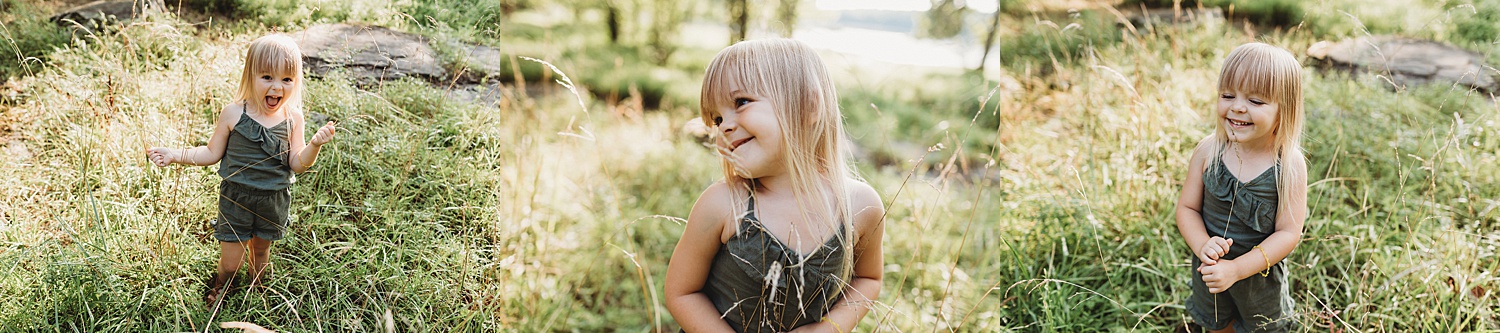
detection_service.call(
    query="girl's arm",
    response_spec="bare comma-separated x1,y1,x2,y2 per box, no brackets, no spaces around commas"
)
1199,152,1307,293
1176,139,1219,261
147,103,238,167
794,181,884,333
288,109,336,174
664,182,736,333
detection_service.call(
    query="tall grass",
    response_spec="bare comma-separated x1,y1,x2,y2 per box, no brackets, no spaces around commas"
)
0,0,1496,331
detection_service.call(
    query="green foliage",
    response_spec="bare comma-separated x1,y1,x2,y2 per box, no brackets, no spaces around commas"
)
1119,0,1202,7
998,10,1122,73
173,0,241,16
1450,0,1500,45
1212,0,1305,28
2,0,1499,331
920,0,968,39
0,0,70,81
1122,0,1306,29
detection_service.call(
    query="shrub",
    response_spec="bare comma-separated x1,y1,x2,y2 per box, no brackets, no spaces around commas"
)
1451,1,1500,45
0,0,70,81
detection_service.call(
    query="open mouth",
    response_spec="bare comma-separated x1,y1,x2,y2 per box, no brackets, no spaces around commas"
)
730,137,753,152
1227,118,1252,127
266,96,283,109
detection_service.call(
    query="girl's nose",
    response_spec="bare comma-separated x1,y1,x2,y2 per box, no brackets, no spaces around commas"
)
719,116,736,132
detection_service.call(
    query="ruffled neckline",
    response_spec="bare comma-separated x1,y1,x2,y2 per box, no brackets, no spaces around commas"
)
1206,157,1279,205
722,197,849,288
233,110,290,167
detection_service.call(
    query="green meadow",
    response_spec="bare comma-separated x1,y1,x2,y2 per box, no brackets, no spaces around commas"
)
0,0,1496,331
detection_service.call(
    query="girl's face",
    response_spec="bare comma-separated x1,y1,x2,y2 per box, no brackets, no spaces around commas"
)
1216,89,1279,147
711,86,786,179
253,69,297,113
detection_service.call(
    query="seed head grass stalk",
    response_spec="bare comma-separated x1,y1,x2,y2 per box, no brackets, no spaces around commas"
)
2,0,1499,331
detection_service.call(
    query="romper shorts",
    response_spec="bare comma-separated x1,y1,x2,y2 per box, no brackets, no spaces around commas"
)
214,180,290,242
1187,256,1300,332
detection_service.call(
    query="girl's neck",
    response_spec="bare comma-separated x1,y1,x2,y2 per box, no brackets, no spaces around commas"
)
1225,140,1278,164
752,173,794,196
1231,135,1277,155
246,102,284,118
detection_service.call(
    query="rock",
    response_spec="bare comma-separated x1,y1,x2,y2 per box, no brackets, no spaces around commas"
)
448,41,508,82
293,24,446,84
50,0,159,28
1318,36,1499,93
1306,41,1332,60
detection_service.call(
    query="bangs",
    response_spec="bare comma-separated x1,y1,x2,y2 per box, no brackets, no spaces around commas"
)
1217,43,1299,101
248,37,303,79
1218,53,1279,99
700,43,772,121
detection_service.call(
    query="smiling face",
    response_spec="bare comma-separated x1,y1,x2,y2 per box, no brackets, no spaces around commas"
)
708,82,787,179
700,39,847,193
253,69,298,113
1216,89,1279,147
1214,43,1303,153
237,35,304,115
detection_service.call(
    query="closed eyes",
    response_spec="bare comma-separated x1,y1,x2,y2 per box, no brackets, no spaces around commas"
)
1220,93,1267,105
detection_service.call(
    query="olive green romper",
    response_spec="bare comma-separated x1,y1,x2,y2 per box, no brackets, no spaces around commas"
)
1187,155,1298,332
214,103,293,242
699,197,849,333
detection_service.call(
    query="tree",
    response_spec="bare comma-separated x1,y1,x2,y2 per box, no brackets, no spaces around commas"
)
606,0,621,43
976,4,1001,72
728,0,748,44
919,0,966,39
647,0,694,64
775,0,799,37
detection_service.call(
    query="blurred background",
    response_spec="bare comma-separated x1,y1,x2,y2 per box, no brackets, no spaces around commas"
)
0,0,1497,331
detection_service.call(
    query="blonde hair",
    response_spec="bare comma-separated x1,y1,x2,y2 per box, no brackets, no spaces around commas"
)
233,34,305,116
700,39,859,280
1208,42,1306,221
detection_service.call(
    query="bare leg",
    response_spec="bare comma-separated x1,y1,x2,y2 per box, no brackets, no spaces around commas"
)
246,236,274,288
210,241,250,306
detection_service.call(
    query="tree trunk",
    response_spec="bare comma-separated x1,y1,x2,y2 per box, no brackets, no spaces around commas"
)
607,0,621,43
976,6,1002,72
776,0,798,37
729,0,748,44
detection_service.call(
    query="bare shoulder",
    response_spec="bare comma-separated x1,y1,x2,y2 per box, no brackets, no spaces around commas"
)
215,102,245,126
1189,135,1218,165
843,178,884,231
278,107,306,129
1281,147,1309,182
1282,148,1308,170
688,181,739,232
844,178,881,209
219,101,245,119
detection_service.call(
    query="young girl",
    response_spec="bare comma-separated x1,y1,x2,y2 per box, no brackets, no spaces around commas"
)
1175,42,1307,332
664,39,885,333
146,34,336,307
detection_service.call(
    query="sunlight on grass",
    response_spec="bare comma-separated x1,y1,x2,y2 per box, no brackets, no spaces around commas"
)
0,0,1496,331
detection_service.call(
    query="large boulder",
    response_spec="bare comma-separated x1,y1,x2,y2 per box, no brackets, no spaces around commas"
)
293,24,446,83
1309,36,1499,93
50,0,159,28
448,42,508,82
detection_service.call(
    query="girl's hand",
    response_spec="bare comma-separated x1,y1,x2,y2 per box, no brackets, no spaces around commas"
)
310,121,337,146
1198,261,1242,293
146,147,174,167
1198,237,1233,265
